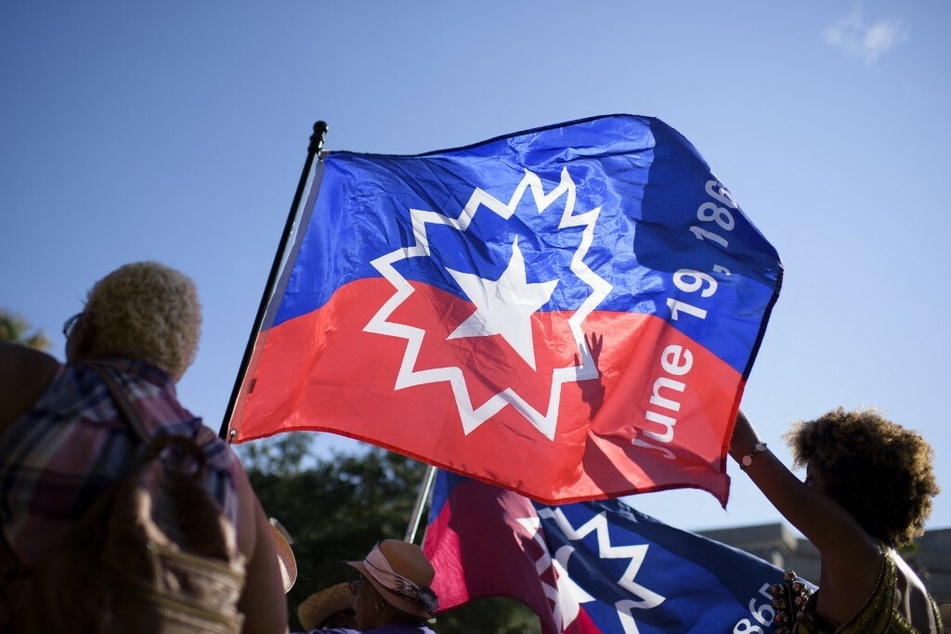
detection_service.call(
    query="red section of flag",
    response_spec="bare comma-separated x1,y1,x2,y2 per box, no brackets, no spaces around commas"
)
423,479,562,632
233,278,740,504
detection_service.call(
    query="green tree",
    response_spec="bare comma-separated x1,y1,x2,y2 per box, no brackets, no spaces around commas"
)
241,436,540,633
0,309,51,351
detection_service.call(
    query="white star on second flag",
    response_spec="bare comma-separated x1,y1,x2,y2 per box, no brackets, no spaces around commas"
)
446,237,558,371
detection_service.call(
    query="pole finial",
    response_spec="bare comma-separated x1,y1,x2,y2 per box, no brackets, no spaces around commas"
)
309,121,329,153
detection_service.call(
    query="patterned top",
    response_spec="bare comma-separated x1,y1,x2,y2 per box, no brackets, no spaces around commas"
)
0,358,239,569
794,545,942,633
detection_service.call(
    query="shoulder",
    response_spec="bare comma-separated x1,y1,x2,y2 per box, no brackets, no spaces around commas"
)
0,343,60,429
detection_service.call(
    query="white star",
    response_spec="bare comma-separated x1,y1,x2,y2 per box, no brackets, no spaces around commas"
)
446,237,558,370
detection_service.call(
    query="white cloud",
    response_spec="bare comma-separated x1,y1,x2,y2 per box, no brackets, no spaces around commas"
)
823,8,908,66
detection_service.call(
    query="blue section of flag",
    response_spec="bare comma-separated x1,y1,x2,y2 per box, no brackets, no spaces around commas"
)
275,114,781,376
427,470,800,633
540,500,784,633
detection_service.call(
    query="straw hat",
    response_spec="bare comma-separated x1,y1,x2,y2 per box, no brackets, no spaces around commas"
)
346,539,438,620
297,583,354,630
269,520,297,593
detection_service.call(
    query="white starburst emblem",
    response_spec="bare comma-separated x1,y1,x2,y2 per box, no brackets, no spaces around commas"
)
363,167,612,439
516,514,594,633
538,506,667,634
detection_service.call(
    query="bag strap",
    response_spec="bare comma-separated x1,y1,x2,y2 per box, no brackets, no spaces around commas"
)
89,363,207,473
89,363,152,445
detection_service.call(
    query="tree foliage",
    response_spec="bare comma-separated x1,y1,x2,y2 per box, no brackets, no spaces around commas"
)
0,309,50,351
241,435,540,633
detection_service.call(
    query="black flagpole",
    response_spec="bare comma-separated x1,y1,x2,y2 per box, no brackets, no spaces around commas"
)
404,464,438,543
219,121,329,440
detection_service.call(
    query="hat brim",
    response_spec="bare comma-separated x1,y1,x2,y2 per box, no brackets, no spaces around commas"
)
346,560,432,620
270,523,297,593
297,583,353,630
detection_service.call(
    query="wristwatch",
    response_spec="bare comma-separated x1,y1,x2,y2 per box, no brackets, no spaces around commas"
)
740,442,768,470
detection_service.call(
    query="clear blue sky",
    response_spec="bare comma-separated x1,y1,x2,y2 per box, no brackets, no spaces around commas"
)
2,1,949,534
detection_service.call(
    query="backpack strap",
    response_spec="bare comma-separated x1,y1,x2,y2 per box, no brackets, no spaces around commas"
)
90,363,208,475
89,363,152,446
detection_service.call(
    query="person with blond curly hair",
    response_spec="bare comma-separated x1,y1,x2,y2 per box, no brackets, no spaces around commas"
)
730,406,942,633
0,261,288,633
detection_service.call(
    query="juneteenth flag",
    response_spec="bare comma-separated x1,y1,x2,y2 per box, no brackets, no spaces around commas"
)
228,114,782,504
423,470,796,634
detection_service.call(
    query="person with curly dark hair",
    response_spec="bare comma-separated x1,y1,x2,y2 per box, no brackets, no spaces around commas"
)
730,406,942,633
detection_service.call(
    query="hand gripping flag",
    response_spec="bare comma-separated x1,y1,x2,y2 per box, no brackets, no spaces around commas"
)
228,114,783,504
423,470,798,634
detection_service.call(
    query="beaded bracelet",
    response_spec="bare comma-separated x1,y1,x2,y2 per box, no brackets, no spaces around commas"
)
740,442,768,470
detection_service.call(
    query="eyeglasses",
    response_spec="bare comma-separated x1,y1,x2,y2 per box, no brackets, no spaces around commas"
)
348,577,366,596
62,312,83,338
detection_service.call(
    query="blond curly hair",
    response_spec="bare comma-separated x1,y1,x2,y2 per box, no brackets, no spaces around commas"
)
84,261,201,380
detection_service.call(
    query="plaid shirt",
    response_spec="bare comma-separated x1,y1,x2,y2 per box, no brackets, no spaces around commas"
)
0,358,239,569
